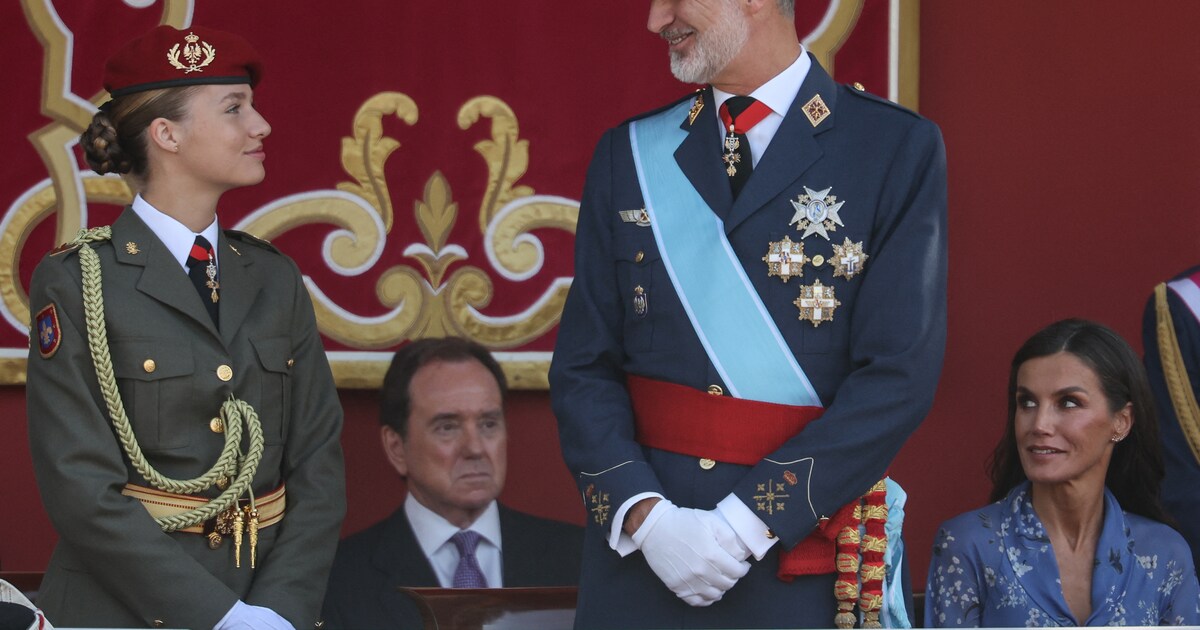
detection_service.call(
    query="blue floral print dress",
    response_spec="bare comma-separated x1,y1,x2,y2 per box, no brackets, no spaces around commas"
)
925,481,1200,626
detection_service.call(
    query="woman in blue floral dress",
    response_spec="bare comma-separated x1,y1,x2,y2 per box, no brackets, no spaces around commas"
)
926,319,1200,627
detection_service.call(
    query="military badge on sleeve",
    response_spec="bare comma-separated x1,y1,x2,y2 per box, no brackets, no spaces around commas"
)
790,186,845,241
585,484,611,526
35,304,61,358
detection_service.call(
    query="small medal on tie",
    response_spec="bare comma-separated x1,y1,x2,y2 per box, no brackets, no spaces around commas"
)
205,256,220,303
722,127,742,177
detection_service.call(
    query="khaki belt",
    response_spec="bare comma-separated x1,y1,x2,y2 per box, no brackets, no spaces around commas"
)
122,483,286,534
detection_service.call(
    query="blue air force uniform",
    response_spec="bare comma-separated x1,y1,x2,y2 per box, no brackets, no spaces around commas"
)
550,53,948,628
1143,265,1200,566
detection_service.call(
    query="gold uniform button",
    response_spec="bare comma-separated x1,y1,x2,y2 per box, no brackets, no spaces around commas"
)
287,358,295,368
812,254,825,267
216,364,233,381
142,359,156,373
153,621,164,629
766,529,777,540
699,458,716,470
210,417,224,434
707,384,723,396
853,82,865,91
635,250,645,263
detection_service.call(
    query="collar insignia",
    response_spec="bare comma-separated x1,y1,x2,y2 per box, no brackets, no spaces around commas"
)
803,94,830,127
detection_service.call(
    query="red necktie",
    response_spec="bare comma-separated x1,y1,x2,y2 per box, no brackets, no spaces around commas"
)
186,235,219,326
718,96,772,198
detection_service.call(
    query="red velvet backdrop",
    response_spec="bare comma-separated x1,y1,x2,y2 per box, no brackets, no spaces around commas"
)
4,1,1200,598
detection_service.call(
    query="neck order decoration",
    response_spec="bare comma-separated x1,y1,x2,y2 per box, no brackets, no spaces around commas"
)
72,226,266,568
834,479,889,628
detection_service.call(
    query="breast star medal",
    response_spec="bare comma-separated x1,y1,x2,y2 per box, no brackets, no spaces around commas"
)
762,235,808,282
789,186,845,240
794,279,840,327
830,237,868,280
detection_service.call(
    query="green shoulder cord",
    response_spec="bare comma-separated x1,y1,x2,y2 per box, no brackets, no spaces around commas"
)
73,226,265,532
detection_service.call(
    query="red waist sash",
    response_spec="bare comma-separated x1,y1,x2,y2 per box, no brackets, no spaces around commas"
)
628,374,861,578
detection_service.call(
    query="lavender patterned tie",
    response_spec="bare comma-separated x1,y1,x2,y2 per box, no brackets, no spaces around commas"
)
450,530,489,588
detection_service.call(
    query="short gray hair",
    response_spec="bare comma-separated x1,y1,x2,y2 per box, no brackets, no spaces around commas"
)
777,0,795,18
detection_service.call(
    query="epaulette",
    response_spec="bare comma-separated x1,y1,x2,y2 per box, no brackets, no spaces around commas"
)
223,229,281,255
47,225,113,258
620,88,706,127
842,81,921,119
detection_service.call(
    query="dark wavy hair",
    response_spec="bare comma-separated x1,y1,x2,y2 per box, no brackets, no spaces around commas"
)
379,337,507,438
987,319,1168,522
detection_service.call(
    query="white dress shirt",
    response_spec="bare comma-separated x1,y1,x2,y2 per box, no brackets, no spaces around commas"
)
131,194,221,272
610,46,812,560
711,44,811,168
405,493,504,588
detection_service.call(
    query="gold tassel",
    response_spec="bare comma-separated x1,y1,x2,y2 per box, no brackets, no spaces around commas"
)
233,507,244,569
248,507,260,569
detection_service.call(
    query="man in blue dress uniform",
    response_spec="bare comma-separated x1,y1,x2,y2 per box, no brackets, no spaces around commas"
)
1143,266,1200,566
550,0,948,627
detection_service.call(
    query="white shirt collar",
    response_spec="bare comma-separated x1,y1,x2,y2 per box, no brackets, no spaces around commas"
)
712,44,811,118
131,194,221,271
404,493,503,559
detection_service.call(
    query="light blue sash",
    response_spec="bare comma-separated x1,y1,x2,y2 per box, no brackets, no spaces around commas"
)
629,101,820,407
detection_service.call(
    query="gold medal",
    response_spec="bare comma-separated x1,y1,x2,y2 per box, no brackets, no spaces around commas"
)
830,237,869,280
794,279,840,327
762,235,808,282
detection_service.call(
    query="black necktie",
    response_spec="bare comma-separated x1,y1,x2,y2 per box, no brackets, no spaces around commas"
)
719,96,770,199
186,235,220,327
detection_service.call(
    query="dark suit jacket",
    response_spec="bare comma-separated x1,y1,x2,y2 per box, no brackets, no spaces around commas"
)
321,503,583,629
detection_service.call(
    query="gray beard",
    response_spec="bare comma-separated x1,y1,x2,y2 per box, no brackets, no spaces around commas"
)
667,12,749,84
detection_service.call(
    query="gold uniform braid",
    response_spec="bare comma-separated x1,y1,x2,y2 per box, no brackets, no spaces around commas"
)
73,226,265,532
1155,282,1200,465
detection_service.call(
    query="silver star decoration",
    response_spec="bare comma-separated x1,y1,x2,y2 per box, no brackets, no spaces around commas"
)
789,186,845,240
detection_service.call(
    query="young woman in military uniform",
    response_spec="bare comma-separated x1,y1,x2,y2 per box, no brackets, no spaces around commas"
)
26,25,345,629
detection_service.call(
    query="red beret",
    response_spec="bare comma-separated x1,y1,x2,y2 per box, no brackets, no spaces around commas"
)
103,25,263,98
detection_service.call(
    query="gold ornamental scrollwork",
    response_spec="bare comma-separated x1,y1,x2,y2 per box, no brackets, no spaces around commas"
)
299,92,578,364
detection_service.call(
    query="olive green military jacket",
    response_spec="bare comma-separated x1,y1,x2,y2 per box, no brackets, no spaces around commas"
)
26,208,346,629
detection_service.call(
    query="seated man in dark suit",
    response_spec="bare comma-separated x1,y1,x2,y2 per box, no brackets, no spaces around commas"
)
322,337,583,629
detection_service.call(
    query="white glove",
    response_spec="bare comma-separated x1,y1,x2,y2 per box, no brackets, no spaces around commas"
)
214,600,295,630
632,499,752,606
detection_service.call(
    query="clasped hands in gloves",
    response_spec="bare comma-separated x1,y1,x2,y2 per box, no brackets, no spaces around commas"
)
632,499,752,606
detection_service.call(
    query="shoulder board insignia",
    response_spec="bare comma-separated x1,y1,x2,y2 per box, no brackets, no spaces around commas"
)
843,83,921,117
224,229,280,254
49,242,83,256
35,303,62,358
